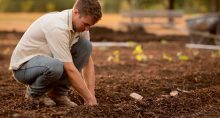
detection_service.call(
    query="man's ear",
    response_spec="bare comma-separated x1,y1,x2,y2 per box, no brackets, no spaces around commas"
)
73,8,79,15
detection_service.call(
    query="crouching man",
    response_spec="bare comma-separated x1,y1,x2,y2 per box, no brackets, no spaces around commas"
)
9,0,102,107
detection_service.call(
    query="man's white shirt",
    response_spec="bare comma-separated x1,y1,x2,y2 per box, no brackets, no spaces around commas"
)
9,9,90,70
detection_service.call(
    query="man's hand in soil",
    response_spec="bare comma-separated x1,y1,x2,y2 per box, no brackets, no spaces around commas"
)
64,62,97,106
82,56,97,105
84,93,97,106
82,57,96,96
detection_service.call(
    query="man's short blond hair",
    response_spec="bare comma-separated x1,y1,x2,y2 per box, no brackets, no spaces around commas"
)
74,0,102,22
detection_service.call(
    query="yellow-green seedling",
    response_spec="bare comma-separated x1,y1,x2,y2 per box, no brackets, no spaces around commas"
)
179,55,190,61
211,50,220,58
135,53,147,62
107,50,120,63
133,45,143,54
132,45,147,62
176,51,190,61
176,51,182,57
192,50,199,57
162,53,173,62
217,50,220,57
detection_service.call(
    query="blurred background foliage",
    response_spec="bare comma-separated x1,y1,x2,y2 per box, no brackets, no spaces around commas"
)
0,0,219,13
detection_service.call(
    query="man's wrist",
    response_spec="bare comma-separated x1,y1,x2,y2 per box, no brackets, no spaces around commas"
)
88,87,95,95
84,94,97,105
90,90,95,96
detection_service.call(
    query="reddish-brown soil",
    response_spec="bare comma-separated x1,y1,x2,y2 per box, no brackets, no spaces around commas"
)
0,27,220,117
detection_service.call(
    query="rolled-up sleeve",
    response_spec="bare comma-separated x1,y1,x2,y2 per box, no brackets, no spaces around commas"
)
45,28,73,62
80,31,90,40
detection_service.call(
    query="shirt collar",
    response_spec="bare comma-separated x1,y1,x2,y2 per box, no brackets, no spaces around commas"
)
68,9,75,32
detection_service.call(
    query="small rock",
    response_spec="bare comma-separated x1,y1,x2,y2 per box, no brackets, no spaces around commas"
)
170,90,179,97
129,92,143,101
12,113,21,118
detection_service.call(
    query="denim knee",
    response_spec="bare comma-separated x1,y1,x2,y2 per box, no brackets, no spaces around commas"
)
70,39,92,70
44,59,64,81
78,39,92,55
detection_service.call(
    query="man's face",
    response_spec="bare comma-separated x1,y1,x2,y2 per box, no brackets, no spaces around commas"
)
72,9,96,32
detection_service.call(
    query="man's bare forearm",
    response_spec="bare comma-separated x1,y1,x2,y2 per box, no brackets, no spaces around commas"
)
82,56,96,95
64,62,97,105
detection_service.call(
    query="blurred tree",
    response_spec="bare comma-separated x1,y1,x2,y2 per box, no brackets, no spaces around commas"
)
168,0,175,10
177,0,218,13
0,0,219,13
136,0,165,10
51,0,75,11
20,0,34,12
0,0,75,12
45,2,56,12
0,0,21,12
120,0,130,12
0,0,8,11
101,0,123,13
167,0,175,25
209,0,220,12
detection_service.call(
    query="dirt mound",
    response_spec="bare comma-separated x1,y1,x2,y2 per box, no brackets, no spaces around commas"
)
90,26,189,42
0,27,189,43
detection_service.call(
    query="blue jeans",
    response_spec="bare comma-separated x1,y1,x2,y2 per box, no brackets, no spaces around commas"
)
13,39,92,97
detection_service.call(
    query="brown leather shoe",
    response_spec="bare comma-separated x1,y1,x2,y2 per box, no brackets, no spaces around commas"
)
25,93,56,107
48,94,78,107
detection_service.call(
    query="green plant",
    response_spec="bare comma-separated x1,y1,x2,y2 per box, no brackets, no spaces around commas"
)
132,45,147,62
163,53,173,62
176,52,190,61
107,50,120,63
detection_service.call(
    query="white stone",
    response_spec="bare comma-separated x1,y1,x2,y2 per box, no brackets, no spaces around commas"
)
170,90,179,97
129,92,143,101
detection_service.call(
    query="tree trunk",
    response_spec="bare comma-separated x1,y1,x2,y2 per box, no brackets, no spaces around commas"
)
168,0,174,10
216,0,220,12
168,0,175,26
210,0,220,12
